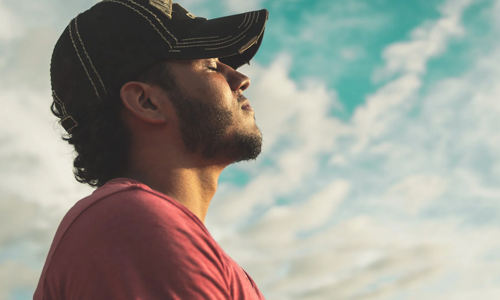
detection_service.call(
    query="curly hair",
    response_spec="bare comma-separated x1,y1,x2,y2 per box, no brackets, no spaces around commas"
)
51,60,175,188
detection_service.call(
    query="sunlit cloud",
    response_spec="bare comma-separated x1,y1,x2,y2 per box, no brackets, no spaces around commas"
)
0,2,24,41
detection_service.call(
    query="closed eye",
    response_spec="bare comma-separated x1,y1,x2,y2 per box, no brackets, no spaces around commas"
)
208,67,218,71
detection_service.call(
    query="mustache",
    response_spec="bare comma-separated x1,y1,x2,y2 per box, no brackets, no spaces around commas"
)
237,94,247,103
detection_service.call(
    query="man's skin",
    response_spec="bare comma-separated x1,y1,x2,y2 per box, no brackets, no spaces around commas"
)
120,58,259,224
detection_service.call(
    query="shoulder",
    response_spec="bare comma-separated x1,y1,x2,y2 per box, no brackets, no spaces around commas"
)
64,178,206,230
50,182,226,273
70,184,208,243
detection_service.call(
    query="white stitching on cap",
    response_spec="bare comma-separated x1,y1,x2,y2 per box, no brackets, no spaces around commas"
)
238,13,248,29
243,11,253,28
256,11,259,23
149,0,173,19
182,36,219,41
69,19,101,100
178,13,256,45
52,90,68,116
238,35,258,54
173,12,255,49
177,35,233,45
124,0,178,43
174,13,254,49
101,0,172,48
74,16,107,95
205,35,246,50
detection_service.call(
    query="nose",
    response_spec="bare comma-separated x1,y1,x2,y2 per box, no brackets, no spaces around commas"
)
228,69,251,93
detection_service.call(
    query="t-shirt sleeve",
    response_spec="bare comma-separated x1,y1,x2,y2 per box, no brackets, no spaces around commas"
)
45,189,231,300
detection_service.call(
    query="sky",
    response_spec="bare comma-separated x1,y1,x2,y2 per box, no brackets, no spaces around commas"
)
1,0,500,299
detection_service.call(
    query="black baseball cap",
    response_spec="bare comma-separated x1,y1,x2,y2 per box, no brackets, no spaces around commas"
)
51,0,269,133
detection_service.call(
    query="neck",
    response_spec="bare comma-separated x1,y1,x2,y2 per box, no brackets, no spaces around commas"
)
124,155,227,224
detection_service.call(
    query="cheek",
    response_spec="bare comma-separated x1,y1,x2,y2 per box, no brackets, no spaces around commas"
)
198,77,234,108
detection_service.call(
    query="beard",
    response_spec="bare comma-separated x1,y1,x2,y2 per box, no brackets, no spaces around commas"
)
168,88,262,163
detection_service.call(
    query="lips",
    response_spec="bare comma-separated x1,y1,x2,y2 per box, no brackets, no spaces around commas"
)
240,100,253,111
241,103,252,110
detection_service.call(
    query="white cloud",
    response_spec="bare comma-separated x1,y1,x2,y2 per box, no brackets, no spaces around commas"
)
179,0,207,7
372,0,472,83
0,89,94,210
0,2,23,41
230,179,350,248
0,193,52,248
383,174,449,214
340,46,366,61
351,74,422,154
223,0,265,14
296,7,389,47
0,261,40,300
222,216,465,300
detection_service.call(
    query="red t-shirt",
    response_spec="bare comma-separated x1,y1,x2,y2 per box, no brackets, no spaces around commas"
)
33,178,266,300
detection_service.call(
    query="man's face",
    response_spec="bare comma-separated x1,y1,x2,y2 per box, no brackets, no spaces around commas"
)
164,58,262,163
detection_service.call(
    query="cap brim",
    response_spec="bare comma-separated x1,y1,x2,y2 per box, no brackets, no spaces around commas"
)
168,9,268,69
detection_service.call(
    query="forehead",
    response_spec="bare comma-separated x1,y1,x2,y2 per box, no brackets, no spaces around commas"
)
169,58,218,66
164,58,221,76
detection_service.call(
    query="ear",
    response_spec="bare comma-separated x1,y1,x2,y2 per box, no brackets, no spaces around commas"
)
120,81,167,124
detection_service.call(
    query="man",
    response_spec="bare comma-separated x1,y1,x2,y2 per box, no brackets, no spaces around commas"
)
34,1,268,299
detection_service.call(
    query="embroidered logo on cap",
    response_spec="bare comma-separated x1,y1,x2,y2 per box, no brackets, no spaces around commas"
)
150,0,173,19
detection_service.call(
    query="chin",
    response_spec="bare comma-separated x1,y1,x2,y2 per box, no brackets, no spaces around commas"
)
231,130,263,163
